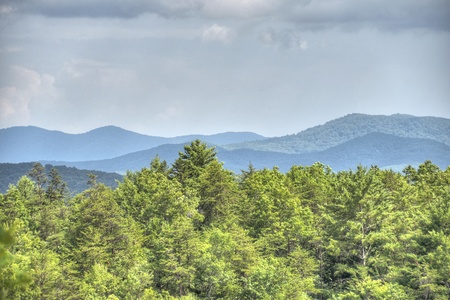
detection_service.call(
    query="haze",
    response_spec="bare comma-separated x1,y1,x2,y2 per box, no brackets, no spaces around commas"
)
1,0,449,137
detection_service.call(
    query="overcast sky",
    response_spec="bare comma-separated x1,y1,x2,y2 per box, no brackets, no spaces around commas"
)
1,0,449,137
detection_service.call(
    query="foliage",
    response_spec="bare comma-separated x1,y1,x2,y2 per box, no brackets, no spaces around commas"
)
0,162,123,195
1,140,449,299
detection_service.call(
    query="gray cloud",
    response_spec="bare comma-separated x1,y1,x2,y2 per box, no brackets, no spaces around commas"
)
3,0,449,31
0,0,449,136
1,0,203,19
284,0,450,31
259,28,307,50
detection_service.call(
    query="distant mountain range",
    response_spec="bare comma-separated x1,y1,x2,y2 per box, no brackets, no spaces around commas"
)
0,126,265,162
1,113,449,193
224,113,450,153
41,132,450,174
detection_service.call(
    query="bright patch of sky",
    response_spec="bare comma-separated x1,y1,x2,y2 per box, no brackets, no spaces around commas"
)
1,0,449,136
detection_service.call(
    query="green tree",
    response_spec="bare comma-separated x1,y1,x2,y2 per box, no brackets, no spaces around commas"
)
406,162,450,299
28,162,47,197
240,168,314,253
67,183,150,298
46,167,67,203
196,160,241,227
115,166,202,297
194,225,260,298
171,140,217,184
0,177,35,226
0,224,31,299
286,163,338,297
239,167,318,298
150,155,170,176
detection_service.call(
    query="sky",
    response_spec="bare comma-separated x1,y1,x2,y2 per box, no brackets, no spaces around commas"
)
0,0,449,137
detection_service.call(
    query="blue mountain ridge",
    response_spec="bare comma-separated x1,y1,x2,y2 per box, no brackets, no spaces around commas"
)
1,114,449,176
224,113,450,153
0,125,266,163
41,132,450,174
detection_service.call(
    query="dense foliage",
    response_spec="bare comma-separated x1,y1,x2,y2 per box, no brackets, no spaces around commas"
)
0,163,123,195
1,140,449,299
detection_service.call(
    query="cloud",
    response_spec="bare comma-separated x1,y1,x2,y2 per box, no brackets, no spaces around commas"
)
5,0,449,31
202,24,233,43
58,59,137,87
7,0,277,19
259,28,308,50
0,4,15,15
202,0,279,18
0,46,22,53
0,1,448,137
0,66,57,126
284,0,450,31
3,0,202,19
156,106,181,121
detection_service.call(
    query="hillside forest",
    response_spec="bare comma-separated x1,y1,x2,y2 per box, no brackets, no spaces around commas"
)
1,140,449,299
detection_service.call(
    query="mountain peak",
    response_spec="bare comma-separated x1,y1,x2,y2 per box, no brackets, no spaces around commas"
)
225,114,450,154
85,125,134,134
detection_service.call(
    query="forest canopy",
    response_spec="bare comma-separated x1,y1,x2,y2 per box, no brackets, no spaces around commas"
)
1,140,449,299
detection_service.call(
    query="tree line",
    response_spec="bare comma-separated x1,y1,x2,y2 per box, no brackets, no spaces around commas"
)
1,140,449,299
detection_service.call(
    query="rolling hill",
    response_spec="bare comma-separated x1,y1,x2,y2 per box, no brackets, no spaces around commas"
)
0,126,266,163
224,114,450,154
40,133,450,174
1,114,449,191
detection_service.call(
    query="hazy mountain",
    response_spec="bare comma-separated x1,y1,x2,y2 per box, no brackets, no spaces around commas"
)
0,125,266,163
42,143,184,174
218,133,450,172
224,114,450,154
41,133,450,174
0,163,123,195
316,132,450,171
1,114,448,183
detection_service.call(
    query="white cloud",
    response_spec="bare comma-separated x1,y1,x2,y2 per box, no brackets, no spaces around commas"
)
0,66,57,127
59,59,137,86
202,0,279,18
0,87,25,120
202,24,233,43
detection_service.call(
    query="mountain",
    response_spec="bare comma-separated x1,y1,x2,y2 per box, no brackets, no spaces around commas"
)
42,143,184,174
1,114,448,180
220,133,450,172
41,133,450,174
0,125,266,163
0,163,123,195
316,132,450,171
224,114,450,154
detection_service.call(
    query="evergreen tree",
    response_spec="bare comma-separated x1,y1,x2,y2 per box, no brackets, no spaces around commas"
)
171,140,217,184
1,154,448,299
67,183,150,297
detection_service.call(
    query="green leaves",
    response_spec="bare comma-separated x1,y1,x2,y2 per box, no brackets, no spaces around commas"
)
171,140,217,184
1,153,449,299
0,225,32,299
